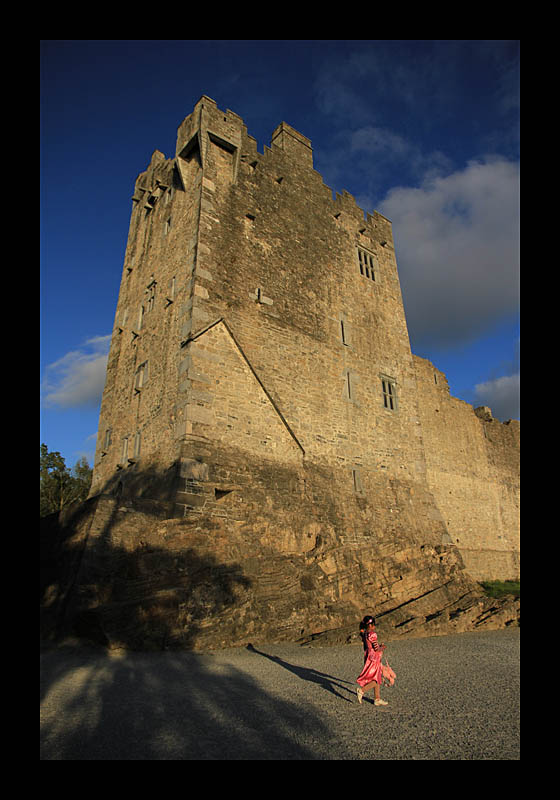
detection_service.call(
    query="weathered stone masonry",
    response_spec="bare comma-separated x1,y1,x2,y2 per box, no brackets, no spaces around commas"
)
44,96,519,650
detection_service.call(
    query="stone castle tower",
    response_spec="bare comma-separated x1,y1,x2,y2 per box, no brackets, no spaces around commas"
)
77,96,518,649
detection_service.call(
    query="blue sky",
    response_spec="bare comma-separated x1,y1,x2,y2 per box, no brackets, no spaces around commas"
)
40,40,520,468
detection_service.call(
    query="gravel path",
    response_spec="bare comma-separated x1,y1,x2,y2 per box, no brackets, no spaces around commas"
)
40,627,519,760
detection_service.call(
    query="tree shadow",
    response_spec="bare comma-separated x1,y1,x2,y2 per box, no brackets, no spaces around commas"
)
40,493,252,692
40,644,333,760
246,644,356,703
40,464,338,759
40,460,256,651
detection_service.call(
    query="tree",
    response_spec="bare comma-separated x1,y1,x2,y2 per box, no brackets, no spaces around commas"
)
40,444,92,517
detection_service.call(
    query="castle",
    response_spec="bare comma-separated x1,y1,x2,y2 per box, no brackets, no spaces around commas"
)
68,96,519,649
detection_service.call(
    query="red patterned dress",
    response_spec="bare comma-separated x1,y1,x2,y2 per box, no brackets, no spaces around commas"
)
356,630,383,687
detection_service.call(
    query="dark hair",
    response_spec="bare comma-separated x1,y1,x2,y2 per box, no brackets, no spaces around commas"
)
359,615,375,651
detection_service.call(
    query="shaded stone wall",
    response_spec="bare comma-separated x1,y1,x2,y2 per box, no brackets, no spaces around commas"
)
46,448,517,651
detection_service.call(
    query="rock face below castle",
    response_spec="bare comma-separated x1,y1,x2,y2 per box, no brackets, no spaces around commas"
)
41,97,519,650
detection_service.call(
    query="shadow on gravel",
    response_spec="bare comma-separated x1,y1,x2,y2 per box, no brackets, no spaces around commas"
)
246,644,356,703
40,644,331,760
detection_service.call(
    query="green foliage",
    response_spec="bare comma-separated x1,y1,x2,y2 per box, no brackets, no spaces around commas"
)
479,580,520,599
40,443,93,517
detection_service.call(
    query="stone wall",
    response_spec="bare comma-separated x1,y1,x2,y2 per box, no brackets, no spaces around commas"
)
413,356,520,580
90,146,202,495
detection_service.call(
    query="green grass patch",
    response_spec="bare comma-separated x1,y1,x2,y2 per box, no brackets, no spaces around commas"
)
479,580,520,599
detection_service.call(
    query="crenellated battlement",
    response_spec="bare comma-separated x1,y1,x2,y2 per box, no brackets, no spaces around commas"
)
171,95,391,243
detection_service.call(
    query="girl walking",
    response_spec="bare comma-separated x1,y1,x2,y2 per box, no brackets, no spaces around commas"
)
356,615,389,706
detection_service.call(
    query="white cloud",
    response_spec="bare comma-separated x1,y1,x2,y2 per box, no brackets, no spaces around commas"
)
346,125,454,188
473,373,520,422
41,335,111,409
349,126,411,160
378,157,520,349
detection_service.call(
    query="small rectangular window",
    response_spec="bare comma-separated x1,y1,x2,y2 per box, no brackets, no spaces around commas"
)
134,431,142,458
352,468,364,495
381,376,397,411
357,247,376,281
134,361,148,393
343,369,357,402
338,314,352,347
121,436,129,464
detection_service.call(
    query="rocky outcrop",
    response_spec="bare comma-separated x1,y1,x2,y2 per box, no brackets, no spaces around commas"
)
41,450,519,652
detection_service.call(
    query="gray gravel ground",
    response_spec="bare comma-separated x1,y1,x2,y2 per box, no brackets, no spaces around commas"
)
40,627,519,760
